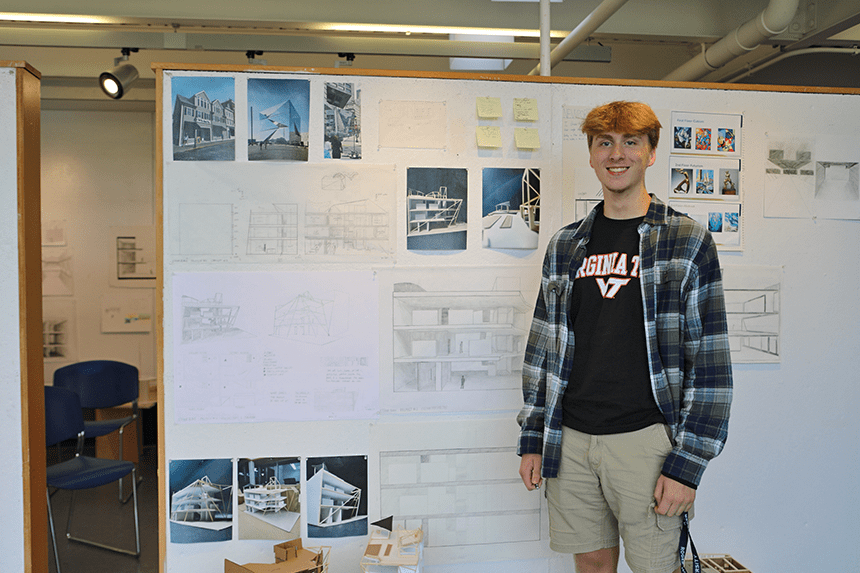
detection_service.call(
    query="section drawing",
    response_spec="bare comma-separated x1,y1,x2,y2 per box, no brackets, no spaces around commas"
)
247,203,299,255
305,198,390,256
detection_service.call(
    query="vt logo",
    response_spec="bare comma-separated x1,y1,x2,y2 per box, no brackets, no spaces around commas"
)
595,277,631,299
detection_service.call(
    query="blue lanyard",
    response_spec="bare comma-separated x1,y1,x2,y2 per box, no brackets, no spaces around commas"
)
679,512,701,573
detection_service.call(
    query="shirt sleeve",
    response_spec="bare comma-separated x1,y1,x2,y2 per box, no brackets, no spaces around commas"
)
661,235,733,488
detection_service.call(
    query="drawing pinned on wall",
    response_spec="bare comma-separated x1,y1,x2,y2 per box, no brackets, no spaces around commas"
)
669,156,741,200
378,100,447,150
324,82,361,160
385,268,537,415
670,111,742,157
237,457,301,541
41,248,74,296
482,167,540,250
272,290,348,345
305,197,392,256
722,266,781,363
406,167,467,251
764,135,860,220
247,204,299,256
43,298,77,363
668,200,742,250
306,456,368,538
166,163,396,263
170,75,236,161
110,226,156,286
248,77,310,162
169,458,233,543
172,271,379,424
101,291,153,333
41,219,66,246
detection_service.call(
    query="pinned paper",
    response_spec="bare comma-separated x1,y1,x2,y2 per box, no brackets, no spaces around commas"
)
476,97,503,119
477,126,502,148
515,128,540,150
513,98,539,122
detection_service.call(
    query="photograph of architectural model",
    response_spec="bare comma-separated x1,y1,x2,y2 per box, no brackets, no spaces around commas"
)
168,458,233,543
324,82,361,160
405,167,467,251
305,456,368,538
237,457,301,540
481,167,540,250
170,75,236,161
248,77,310,162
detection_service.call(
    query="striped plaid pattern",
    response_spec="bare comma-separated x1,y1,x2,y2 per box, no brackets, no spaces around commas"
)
517,196,732,488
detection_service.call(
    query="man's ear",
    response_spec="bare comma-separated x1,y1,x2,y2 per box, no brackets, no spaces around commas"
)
647,146,657,167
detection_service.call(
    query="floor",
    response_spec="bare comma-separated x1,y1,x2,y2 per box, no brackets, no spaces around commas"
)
46,440,159,573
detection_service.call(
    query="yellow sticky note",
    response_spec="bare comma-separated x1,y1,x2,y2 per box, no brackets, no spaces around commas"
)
476,97,503,119
515,128,540,150
513,98,539,122
477,126,502,148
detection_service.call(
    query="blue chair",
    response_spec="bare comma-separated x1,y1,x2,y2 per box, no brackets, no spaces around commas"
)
45,386,140,573
52,360,142,502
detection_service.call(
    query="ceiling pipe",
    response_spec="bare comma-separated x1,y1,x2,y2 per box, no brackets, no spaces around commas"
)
528,0,630,76
725,46,860,83
539,0,551,76
662,0,800,82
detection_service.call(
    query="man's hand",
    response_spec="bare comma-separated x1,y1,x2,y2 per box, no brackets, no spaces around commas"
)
653,474,695,516
519,454,543,491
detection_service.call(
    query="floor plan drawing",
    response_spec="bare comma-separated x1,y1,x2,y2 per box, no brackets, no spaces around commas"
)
722,266,781,363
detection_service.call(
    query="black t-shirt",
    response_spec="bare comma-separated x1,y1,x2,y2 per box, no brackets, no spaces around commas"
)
562,211,665,434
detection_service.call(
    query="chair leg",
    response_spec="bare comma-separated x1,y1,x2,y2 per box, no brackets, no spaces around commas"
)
46,488,62,573
118,421,144,504
65,468,141,557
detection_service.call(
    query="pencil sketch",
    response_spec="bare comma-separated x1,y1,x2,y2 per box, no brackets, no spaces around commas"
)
180,293,245,343
392,278,530,393
42,248,74,296
378,447,541,547
722,266,781,363
272,290,348,345
178,202,236,255
815,161,859,202
305,198,391,256
247,204,299,255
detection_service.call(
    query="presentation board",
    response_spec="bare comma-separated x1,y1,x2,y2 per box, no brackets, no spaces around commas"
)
157,65,860,573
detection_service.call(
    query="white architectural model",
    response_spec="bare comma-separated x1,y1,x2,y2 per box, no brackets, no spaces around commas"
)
305,466,362,528
361,524,424,573
406,186,464,235
244,477,299,515
171,476,232,522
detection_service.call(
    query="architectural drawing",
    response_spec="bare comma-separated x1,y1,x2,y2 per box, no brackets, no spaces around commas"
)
392,278,530,392
41,248,74,296
722,266,781,363
378,447,541,547
406,186,464,235
247,204,299,255
181,293,242,342
815,161,859,201
178,202,236,255
305,198,390,255
361,523,424,573
42,299,77,362
272,291,348,344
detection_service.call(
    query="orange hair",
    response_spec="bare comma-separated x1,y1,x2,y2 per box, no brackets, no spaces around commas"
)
581,101,662,150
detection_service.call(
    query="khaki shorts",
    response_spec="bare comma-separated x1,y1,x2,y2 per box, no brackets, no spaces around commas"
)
546,424,687,573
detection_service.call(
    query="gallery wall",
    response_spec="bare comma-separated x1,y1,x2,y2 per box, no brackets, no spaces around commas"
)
158,67,860,573
40,109,157,384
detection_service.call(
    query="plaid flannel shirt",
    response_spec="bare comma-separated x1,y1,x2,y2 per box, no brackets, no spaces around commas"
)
517,196,733,488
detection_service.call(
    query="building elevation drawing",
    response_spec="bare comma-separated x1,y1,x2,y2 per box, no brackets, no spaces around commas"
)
392,278,530,392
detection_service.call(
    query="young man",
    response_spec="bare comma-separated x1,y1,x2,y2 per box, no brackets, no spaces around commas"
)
517,101,732,573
